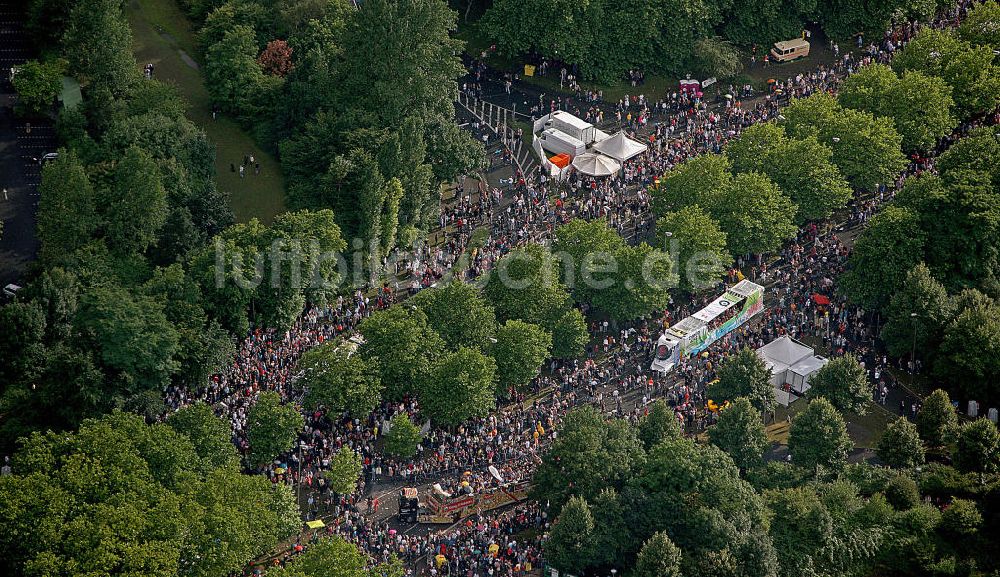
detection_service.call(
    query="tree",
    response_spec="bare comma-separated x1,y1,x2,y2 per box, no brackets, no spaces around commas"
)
880,263,953,360
167,403,241,473
656,205,730,292
11,59,64,116
299,342,383,417
633,531,683,577
551,308,589,359
267,536,403,577
952,418,1000,476
840,64,956,152
0,411,299,577
545,496,595,573
36,150,99,265
420,347,497,426
382,413,423,458
788,397,854,472
325,448,363,495
493,320,552,395
651,154,731,216
335,0,464,128
709,397,769,470
484,244,571,326
781,93,907,190
884,474,921,510
766,486,838,577
877,419,926,469
247,391,304,467
62,0,140,97
893,28,1000,120
586,242,673,321
839,206,926,311
258,39,293,76
532,406,644,510
935,302,1000,404
358,305,445,399
726,123,852,223
709,347,775,414
714,172,798,256
917,389,958,447
74,284,180,396
940,498,982,536
409,280,497,351
205,24,269,113
101,147,168,255
638,399,682,450
551,218,627,304
958,0,1000,47
585,488,630,567
808,355,870,415
692,36,742,79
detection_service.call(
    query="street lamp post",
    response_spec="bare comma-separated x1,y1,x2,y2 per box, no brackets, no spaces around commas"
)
910,312,918,374
297,440,307,504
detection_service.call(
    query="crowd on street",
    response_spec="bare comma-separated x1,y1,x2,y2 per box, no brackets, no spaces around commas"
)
154,2,998,574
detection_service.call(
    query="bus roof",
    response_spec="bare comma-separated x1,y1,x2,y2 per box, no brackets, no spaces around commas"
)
773,38,809,51
690,280,763,323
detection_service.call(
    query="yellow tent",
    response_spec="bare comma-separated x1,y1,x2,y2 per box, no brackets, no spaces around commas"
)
305,520,325,529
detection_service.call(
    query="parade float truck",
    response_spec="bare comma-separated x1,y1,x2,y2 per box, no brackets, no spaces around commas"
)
397,467,531,524
650,280,765,373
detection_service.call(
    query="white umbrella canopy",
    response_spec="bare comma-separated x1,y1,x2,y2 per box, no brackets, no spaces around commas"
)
572,152,621,176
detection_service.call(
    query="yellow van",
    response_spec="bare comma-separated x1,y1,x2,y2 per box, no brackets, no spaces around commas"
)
770,38,810,62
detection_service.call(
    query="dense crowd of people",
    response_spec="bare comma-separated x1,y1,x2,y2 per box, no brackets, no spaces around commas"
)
155,2,999,574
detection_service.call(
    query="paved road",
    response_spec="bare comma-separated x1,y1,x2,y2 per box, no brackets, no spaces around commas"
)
0,2,48,289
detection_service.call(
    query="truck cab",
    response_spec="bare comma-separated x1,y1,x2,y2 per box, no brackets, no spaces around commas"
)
397,487,419,523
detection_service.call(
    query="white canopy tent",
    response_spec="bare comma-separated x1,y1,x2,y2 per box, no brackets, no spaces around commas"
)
592,131,648,161
756,336,828,406
572,153,621,177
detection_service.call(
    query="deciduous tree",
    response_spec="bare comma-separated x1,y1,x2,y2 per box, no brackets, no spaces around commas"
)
788,397,853,472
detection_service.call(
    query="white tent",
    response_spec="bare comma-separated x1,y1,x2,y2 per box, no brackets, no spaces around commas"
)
757,336,828,405
572,153,621,176
592,131,648,161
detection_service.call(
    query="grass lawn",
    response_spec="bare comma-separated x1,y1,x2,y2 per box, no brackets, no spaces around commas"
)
126,0,286,223
772,396,897,449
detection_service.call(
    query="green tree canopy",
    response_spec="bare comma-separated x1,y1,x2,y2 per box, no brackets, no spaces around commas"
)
299,342,383,417
36,149,99,265
651,153,731,216
708,397,769,470
808,355,871,415
714,172,798,256
382,413,423,459
493,320,552,395
0,411,299,577
166,403,241,474
726,123,852,223
788,397,854,472
880,262,953,360
246,391,305,467
419,347,497,426
877,418,926,469
545,495,596,573
408,280,497,351
656,205,730,292
709,347,776,414
916,389,959,447
633,531,683,577
325,448,363,495
12,58,64,116
638,399,682,450
532,407,645,510
358,305,445,400
952,418,1000,476
840,206,926,311
781,93,907,190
